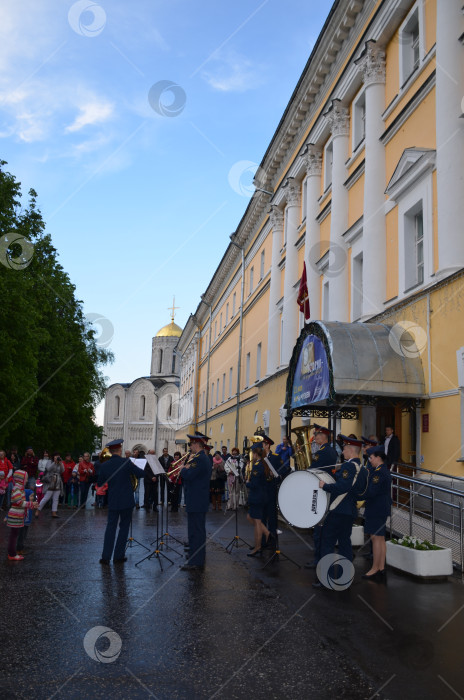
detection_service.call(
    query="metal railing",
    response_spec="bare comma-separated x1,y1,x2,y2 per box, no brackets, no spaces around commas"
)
389,470,464,576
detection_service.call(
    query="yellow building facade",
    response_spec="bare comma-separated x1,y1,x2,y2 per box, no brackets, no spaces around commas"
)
176,0,464,475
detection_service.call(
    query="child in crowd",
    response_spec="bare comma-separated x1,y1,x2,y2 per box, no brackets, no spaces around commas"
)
17,485,35,555
95,481,108,508
6,469,37,561
0,470,8,510
35,474,44,505
68,469,79,508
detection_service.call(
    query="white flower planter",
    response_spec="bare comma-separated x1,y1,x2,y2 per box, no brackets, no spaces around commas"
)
386,541,453,578
351,524,364,546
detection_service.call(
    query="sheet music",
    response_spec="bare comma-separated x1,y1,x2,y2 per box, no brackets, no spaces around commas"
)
130,458,147,469
144,454,166,476
264,457,279,478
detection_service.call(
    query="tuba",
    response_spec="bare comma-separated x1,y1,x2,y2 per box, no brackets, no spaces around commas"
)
291,425,312,470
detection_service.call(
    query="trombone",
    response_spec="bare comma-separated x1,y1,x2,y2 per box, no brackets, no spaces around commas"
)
167,451,193,477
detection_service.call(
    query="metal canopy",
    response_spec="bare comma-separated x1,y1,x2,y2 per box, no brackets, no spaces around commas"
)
285,321,426,417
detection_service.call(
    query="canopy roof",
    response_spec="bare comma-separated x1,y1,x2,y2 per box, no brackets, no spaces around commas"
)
285,321,425,416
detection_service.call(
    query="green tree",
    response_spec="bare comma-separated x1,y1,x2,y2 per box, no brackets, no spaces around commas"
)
0,161,113,455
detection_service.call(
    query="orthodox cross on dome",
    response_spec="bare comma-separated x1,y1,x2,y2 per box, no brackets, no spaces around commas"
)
168,296,180,323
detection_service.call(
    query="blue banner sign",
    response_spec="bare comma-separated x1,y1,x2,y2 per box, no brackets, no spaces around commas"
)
291,334,330,408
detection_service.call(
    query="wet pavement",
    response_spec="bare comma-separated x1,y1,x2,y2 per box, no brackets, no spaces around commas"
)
1,504,463,700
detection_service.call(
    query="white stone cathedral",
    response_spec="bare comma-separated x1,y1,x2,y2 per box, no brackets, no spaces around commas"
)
102,320,181,454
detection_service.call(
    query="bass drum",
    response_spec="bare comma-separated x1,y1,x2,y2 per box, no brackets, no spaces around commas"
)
278,469,335,529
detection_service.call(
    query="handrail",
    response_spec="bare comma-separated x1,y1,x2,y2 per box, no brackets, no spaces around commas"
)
394,462,464,484
388,470,464,577
393,472,464,498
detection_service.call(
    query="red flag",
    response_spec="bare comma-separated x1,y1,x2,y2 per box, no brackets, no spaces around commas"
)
297,261,310,323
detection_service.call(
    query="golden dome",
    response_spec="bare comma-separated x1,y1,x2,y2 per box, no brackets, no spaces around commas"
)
156,321,182,337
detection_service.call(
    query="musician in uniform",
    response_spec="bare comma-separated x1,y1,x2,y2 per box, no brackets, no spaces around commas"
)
305,424,338,569
313,435,367,588
97,439,147,564
180,434,212,571
260,436,281,548
246,443,271,557
362,446,392,581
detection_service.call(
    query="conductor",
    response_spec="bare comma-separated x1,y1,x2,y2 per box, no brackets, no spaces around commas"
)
179,433,212,571
97,439,147,564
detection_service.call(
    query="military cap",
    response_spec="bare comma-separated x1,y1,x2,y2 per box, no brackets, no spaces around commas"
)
339,434,363,447
106,438,124,447
362,435,378,446
313,423,331,435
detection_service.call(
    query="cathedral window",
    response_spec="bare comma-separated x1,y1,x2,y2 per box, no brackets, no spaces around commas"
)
114,395,120,419
158,349,163,373
140,395,146,419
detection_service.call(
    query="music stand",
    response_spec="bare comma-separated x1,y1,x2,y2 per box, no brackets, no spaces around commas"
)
225,461,251,553
160,473,184,554
125,458,150,553
135,504,175,570
126,516,150,552
135,455,178,570
261,471,300,569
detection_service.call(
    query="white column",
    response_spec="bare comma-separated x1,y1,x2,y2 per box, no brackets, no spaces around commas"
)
281,178,301,364
326,100,349,321
302,144,322,321
356,41,386,317
436,0,464,277
266,205,284,375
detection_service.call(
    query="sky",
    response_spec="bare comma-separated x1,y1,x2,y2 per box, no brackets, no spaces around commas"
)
0,0,334,423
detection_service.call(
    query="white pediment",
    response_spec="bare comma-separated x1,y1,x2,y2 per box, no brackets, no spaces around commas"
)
385,147,436,201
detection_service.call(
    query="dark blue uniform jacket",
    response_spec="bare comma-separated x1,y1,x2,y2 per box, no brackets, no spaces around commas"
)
181,449,212,513
322,458,367,516
97,455,146,510
310,443,338,471
246,461,267,505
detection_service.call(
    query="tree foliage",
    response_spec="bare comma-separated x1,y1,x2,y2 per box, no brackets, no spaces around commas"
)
0,161,113,455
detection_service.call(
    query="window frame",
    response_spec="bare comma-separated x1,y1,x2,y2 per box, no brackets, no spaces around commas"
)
399,0,425,88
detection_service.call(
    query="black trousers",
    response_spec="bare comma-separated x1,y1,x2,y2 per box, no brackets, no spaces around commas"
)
187,512,206,566
101,508,133,561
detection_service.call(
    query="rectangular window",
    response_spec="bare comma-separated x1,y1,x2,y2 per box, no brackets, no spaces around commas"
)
404,201,424,290
352,89,366,151
229,367,233,397
245,352,250,388
214,320,217,340
400,4,423,85
323,281,330,320
352,253,363,321
222,373,226,402
216,379,220,405
219,313,222,334
249,266,254,295
301,178,308,222
415,212,424,285
324,140,333,190
211,383,214,408
260,250,265,280
256,343,262,382
225,303,229,325
232,292,236,316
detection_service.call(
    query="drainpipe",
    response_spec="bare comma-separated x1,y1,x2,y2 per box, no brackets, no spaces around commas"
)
201,296,213,436
230,233,245,449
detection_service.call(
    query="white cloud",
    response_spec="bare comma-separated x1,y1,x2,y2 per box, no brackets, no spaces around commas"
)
65,100,114,133
202,51,266,93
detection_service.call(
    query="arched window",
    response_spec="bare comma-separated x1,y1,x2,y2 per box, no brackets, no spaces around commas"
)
171,352,176,374
140,395,146,419
114,395,120,419
167,395,173,419
158,349,163,373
